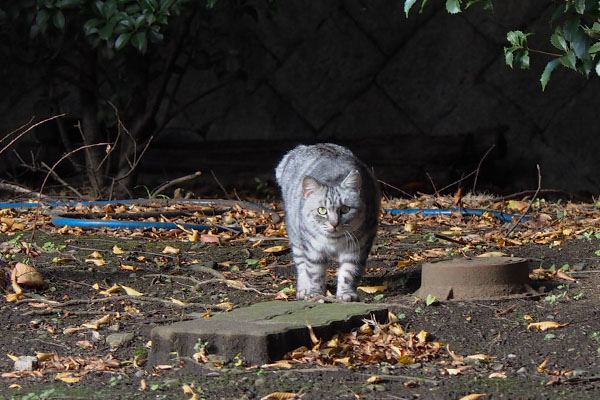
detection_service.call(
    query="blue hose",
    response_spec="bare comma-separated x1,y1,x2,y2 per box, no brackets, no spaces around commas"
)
0,199,521,230
0,199,250,231
50,216,240,232
385,208,522,223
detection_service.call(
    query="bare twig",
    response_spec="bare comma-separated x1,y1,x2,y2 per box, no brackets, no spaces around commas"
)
40,161,88,199
15,294,233,310
425,172,439,197
505,164,541,237
211,169,231,199
111,135,154,182
96,101,124,173
436,168,478,194
151,171,202,198
0,116,34,145
39,142,111,198
434,233,468,245
143,273,271,295
377,179,415,199
0,114,67,157
0,181,47,198
498,189,580,202
472,144,495,193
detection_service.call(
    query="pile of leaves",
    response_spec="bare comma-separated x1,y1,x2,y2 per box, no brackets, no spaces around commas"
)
282,312,444,368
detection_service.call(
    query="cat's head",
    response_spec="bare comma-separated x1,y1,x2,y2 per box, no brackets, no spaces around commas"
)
301,170,364,237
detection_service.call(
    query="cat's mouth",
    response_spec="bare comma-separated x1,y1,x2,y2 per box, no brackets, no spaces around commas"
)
323,226,346,237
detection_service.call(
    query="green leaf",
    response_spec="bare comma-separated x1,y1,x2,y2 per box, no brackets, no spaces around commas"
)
141,0,158,11
425,294,437,306
102,0,117,19
55,0,82,7
404,0,418,17
131,31,148,52
506,30,529,47
98,22,115,40
596,60,600,77
559,51,577,70
206,0,218,8
244,258,259,266
540,59,560,91
590,42,600,54
550,30,568,52
53,10,65,30
572,29,589,60
83,17,103,35
574,0,585,14
115,32,132,50
504,47,514,68
563,17,580,42
419,0,429,13
446,0,461,14
515,50,530,69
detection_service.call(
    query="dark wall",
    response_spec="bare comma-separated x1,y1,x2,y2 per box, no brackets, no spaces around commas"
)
2,0,599,195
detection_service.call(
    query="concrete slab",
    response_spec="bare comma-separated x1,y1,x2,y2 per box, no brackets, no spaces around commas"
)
149,301,387,367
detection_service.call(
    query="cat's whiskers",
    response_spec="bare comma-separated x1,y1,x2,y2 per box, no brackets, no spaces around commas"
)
344,230,360,253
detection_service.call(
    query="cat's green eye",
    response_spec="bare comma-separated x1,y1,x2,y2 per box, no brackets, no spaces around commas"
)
340,205,351,214
317,207,327,215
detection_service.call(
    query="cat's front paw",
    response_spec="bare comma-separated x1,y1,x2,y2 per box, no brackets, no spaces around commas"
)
296,289,325,301
336,291,359,302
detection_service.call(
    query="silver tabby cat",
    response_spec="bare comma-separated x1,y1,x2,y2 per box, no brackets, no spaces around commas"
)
275,143,380,301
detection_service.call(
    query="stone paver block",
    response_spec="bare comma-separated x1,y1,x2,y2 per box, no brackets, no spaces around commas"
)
149,301,387,367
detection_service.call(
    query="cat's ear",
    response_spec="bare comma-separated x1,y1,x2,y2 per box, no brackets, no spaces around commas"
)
302,176,322,198
341,170,361,192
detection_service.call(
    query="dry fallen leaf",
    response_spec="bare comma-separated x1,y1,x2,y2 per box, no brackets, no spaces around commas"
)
261,360,295,369
488,372,507,379
35,352,55,361
88,251,104,259
404,222,417,233
13,262,45,288
170,298,187,306
556,270,576,282
537,357,550,372
200,234,220,244
119,262,140,271
260,392,299,400
98,283,121,296
121,285,144,296
476,252,508,258
182,383,200,400
366,375,381,383
527,321,569,331
85,258,106,267
357,285,388,294
112,245,125,255
263,245,289,253
55,372,81,383
162,245,181,255
466,353,495,361
416,330,429,342
396,260,412,269
458,394,489,400
333,357,352,367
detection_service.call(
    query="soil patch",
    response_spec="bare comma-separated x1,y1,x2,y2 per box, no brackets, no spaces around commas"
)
0,198,600,399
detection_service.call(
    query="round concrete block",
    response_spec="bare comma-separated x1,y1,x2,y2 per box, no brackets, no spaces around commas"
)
414,257,536,300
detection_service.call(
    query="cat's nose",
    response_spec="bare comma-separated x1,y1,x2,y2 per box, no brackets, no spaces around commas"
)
329,220,339,229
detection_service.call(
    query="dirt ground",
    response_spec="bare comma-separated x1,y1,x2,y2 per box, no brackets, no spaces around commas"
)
0,198,600,400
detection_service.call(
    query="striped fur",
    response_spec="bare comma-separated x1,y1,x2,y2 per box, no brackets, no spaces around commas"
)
275,144,380,301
